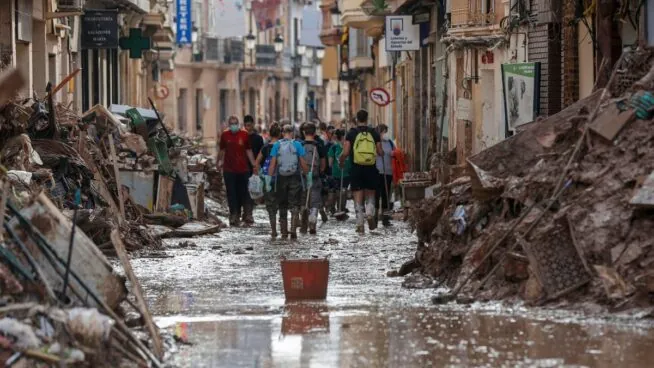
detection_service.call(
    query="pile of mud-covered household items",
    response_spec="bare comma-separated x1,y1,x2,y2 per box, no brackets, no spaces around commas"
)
402,49,654,311
0,68,223,366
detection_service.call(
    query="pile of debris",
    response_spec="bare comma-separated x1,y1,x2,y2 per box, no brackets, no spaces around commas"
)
0,67,222,365
409,48,654,309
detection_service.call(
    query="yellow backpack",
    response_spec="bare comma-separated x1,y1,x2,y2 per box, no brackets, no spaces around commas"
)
353,131,376,165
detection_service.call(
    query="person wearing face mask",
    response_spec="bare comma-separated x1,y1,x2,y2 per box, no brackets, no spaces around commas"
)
375,124,395,227
217,116,257,227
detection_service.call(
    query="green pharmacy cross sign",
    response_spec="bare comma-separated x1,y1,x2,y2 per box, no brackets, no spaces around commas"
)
119,28,151,59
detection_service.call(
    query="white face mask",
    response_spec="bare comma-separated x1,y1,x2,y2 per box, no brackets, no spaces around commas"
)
381,133,387,140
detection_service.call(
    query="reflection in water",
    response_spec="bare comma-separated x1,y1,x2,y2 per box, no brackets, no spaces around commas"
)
163,307,654,368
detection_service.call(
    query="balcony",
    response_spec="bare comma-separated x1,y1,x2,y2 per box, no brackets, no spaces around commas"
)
341,0,384,38
348,28,373,70
450,0,497,28
319,0,341,46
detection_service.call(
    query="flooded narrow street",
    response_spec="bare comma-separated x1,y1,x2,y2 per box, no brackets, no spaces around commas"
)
131,210,654,367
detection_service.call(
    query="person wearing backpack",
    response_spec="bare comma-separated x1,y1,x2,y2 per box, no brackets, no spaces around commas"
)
375,124,395,227
338,109,382,233
299,123,327,235
267,124,309,239
328,129,351,214
218,116,257,227
254,123,281,238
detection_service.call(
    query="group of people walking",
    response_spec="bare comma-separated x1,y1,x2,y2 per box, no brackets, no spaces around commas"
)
217,109,401,239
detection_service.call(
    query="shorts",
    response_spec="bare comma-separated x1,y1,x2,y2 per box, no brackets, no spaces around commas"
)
350,164,379,191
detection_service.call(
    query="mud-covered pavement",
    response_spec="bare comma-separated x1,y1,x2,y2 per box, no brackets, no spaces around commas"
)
131,209,654,367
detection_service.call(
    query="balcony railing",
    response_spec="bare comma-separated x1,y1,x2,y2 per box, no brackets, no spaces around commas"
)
450,0,496,27
201,37,245,64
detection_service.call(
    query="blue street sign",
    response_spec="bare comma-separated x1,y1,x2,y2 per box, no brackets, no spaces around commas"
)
176,0,192,44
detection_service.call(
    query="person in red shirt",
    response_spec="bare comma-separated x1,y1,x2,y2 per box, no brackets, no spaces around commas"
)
218,116,256,226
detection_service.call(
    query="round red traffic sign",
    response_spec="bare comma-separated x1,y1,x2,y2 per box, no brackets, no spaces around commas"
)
370,88,391,106
154,84,170,100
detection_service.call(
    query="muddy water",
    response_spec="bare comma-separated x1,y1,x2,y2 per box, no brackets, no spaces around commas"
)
131,210,654,367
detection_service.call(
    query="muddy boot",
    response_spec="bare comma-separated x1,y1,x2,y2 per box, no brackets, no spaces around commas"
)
290,211,299,240
309,208,318,235
299,210,308,234
382,214,392,227
242,204,255,226
367,213,378,231
229,214,240,227
320,208,328,223
355,205,365,234
279,214,289,240
269,213,278,239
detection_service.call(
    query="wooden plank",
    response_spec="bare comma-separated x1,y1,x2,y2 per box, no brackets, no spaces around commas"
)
10,194,127,309
0,68,26,106
77,131,124,225
0,180,8,242
589,104,635,142
630,170,654,208
197,182,205,220
156,176,174,212
108,134,126,220
110,230,164,360
45,67,81,99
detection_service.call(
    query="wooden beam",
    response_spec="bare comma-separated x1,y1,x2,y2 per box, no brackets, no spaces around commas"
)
110,230,164,360
46,11,83,19
108,134,126,220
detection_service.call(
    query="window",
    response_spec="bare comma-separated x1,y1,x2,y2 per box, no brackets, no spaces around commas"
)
178,88,188,132
195,88,204,133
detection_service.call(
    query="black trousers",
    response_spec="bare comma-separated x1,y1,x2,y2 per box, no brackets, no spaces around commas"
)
375,174,394,211
223,172,250,216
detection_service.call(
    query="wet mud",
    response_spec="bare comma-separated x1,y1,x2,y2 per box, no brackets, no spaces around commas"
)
131,209,654,367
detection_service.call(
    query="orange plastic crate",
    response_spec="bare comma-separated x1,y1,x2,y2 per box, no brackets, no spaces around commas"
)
280,258,329,300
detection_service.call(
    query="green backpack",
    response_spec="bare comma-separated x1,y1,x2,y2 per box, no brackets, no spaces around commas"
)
353,131,376,165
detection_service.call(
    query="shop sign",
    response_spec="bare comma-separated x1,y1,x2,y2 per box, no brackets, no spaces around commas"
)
385,15,420,51
176,0,192,44
501,62,542,131
81,10,118,49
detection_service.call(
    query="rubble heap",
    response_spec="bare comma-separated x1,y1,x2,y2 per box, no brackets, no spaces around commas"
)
0,67,222,365
410,49,654,309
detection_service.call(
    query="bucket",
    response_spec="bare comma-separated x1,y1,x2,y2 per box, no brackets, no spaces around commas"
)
280,257,329,300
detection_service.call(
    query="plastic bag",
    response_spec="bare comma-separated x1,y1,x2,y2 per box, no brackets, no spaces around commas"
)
249,175,264,200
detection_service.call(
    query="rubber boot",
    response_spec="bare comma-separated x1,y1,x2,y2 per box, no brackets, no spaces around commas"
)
269,213,278,239
327,192,336,215
309,208,318,235
229,213,240,227
300,210,308,234
367,203,377,231
355,204,365,234
382,214,392,227
279,219,288,240
290,211,299,240
242,203,254,226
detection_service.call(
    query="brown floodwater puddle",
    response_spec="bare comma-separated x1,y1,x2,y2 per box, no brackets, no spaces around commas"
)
130,207,654,367
156,303,654,368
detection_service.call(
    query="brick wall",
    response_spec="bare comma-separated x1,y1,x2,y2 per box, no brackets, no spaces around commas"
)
527,0,562,117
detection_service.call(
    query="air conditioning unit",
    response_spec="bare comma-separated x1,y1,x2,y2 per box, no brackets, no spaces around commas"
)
58,0,84,12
